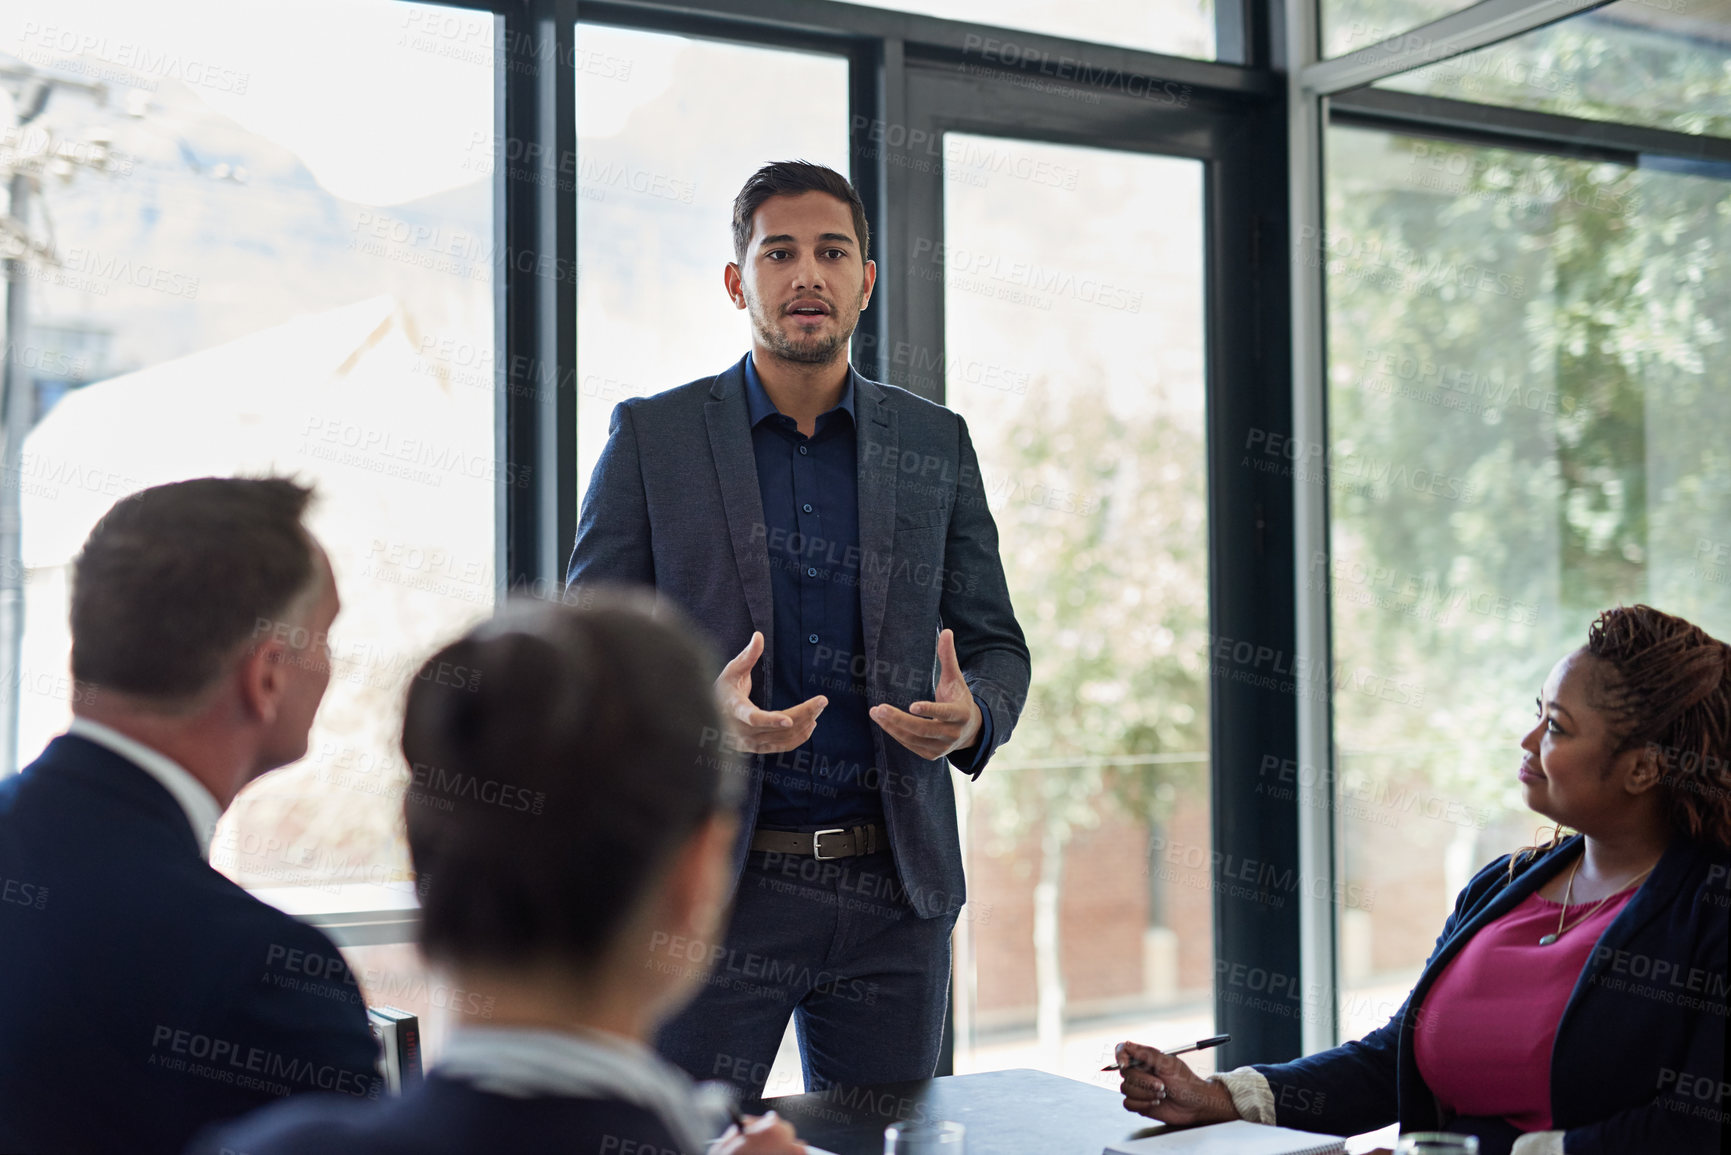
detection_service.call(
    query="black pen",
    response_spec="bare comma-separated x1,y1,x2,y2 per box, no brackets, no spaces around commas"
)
1101,1033,1231,1072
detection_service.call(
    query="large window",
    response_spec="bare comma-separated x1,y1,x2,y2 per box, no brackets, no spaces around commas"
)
0,0,1285,1085
941,135,1216,1079
1,0,495,893
1323,123,1731,1035
0,0,1692,1113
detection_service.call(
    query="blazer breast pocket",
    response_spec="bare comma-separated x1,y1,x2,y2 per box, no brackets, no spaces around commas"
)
894,506,949,533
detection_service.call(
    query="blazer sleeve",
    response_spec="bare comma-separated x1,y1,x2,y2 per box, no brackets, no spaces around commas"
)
1250,856,1515,1137
1560,1045,1724,1153
942,413,1031,777
1248,1002,1404,1137
566,401,656,590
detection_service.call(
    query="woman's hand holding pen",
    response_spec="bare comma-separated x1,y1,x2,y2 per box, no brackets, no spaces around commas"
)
1113,1042,1240,1126
714,1109,806,1155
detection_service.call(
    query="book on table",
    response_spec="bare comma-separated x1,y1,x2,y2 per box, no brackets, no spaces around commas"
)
1103,1119,1347,1154
366,1006,423,1093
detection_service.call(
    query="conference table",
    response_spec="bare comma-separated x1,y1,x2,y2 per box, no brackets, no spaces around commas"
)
754,1069,1391,1154
751,1067,1170,1155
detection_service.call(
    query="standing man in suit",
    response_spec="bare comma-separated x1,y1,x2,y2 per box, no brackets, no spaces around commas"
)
0,478,379,1155
567,160,1030,1097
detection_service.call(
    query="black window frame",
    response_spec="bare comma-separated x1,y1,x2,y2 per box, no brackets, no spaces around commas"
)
423,0,1731,1070
474,0,1303,1071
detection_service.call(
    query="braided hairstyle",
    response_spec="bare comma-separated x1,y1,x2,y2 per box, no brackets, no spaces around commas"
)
1584,604,1731,848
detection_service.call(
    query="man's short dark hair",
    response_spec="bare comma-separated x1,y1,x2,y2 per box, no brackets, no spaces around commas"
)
70,477,317,702
402,593,736,974
732,160,870,264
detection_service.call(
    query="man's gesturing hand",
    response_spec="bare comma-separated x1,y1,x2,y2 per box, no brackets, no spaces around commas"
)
718,631,827,754
870,629,982,761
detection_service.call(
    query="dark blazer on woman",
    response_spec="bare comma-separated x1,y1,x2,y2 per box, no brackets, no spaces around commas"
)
189,1074,695,1155
1252,833,1729,1154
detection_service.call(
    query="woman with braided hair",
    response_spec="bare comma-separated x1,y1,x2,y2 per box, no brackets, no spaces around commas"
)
1113,604,1731,1155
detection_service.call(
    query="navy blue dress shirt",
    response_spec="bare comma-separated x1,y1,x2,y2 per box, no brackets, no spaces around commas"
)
744,356,992,831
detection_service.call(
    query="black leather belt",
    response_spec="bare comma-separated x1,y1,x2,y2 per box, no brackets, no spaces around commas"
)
750,825,883,860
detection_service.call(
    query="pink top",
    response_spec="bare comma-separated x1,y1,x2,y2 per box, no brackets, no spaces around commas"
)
1412,886,1636,1131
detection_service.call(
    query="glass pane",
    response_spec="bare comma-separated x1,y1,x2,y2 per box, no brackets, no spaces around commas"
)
1321,124,1731,1040
941,135,1214,1082
573,25,849,503
1377,0,1731,138
1321,0,1481,60
2,0,496,890
844,0,1213,62
570,23,848,1097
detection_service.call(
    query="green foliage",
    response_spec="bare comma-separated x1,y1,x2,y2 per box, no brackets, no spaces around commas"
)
1325,125,1731,818
973,378,1211,848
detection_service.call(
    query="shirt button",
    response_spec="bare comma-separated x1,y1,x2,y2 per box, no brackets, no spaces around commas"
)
798,445,809,455
807,567,818,577
808,633,819,644
803,503,813,513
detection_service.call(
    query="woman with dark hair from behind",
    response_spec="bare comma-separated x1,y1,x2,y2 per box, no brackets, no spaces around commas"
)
1113,605,1731,1155
194,594,806,1155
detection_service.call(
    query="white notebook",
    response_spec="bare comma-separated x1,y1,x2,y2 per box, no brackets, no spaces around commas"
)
1104,1119,1347,1155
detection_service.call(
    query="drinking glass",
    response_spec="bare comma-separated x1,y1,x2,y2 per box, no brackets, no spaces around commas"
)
884,1120,965,1154
1394,1134,1479,1155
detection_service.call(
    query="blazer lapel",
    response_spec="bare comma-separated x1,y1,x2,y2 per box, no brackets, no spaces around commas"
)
704,361,773,645
1556,834,1702,1029
855,373,897,662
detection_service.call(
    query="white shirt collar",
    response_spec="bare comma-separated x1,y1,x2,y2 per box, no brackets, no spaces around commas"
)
436,1025,721,1153
66,717,223,859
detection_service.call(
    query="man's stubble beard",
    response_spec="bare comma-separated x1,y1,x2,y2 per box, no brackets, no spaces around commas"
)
747,289,864,366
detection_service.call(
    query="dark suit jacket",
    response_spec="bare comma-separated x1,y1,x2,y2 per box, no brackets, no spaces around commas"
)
0,735,380,1155
1253,833,1729,1154
567,356,1031,918
189,1074,694,1155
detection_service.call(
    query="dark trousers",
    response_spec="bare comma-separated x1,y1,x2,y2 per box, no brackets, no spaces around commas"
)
657,848,957,1099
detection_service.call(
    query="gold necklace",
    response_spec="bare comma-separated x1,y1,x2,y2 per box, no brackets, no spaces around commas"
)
1538,856,1656,946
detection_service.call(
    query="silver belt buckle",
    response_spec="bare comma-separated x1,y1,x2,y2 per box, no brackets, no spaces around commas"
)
811,827,847,860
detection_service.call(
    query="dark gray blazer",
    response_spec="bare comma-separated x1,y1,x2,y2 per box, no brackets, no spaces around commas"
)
566,355,1030,918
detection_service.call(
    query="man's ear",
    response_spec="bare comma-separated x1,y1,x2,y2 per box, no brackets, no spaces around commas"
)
724,262,747,309
859,257,877,310
237,639,286,728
